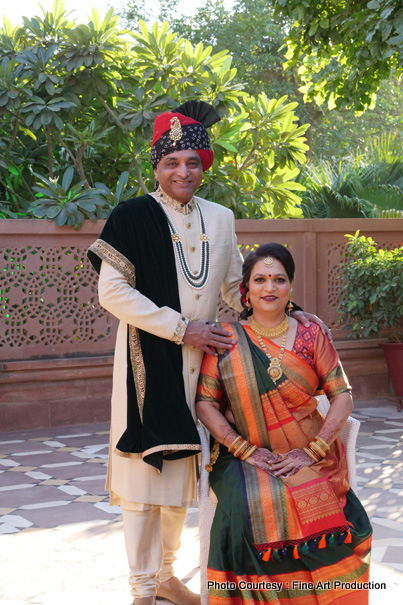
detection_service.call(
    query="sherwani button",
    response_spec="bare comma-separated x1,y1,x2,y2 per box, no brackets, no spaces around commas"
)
190,246,196,253
190,367,195,374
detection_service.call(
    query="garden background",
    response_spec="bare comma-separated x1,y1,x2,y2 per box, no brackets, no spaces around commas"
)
1,0,403,430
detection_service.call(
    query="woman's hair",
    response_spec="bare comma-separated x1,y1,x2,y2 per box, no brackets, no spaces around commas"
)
239,242,295,320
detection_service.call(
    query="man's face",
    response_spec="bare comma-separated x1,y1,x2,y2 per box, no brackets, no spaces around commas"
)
154,149,203,203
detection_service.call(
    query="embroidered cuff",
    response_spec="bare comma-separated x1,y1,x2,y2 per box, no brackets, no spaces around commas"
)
172,315,189,345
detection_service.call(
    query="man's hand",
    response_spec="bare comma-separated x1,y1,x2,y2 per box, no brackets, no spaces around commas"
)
291,310,332,340
183,321,236,355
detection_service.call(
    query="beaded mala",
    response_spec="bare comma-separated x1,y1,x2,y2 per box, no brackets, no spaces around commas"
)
157,200,211,290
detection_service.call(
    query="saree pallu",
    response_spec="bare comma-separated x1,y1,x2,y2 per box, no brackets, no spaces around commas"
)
198,323,372,604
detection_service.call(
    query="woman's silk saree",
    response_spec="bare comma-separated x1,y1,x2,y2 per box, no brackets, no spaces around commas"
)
197,323,372,605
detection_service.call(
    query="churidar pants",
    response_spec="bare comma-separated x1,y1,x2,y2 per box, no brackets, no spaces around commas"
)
121,500,187,598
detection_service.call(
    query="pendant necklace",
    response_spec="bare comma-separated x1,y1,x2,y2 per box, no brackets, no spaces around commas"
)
251,315,289,382
256,332,287,382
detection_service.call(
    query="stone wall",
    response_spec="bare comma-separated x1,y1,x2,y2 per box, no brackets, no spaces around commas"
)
1,218,402,430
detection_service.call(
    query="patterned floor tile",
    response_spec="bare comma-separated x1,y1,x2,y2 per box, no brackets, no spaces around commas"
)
0,406,402,602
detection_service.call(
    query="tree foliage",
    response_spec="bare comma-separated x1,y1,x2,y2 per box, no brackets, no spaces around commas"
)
0,0,309,225
273,0,403,111
120,0,403,166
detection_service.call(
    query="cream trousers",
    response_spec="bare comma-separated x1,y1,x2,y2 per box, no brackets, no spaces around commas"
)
121,500,187,599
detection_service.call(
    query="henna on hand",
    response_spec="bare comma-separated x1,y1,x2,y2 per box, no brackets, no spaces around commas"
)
268,448,314,477
318,418,342,446
217,423,238,448
245,447,282,472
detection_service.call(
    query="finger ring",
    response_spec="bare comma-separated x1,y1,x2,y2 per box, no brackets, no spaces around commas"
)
288,463,293,469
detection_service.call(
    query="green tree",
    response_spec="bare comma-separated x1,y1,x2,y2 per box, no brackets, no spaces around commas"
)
0,0,309,224
308,76,403,160
120,0,322,144
119,0,403,165
272,0,403,111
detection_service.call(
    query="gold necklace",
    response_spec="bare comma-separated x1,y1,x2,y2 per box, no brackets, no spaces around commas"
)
256,332,287,382
250,314,289,339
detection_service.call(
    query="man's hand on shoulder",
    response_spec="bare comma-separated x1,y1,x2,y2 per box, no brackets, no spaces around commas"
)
290,311,332,340
183,321,236,355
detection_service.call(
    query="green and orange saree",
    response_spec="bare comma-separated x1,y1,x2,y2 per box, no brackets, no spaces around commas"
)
197,322,372,605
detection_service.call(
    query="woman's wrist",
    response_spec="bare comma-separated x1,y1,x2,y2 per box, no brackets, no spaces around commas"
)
303,435,330,463
228,435,257,461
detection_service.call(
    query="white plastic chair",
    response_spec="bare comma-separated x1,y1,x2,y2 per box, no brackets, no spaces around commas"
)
197,395,360,605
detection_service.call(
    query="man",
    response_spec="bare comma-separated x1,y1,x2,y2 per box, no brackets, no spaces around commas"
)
88,100,322,605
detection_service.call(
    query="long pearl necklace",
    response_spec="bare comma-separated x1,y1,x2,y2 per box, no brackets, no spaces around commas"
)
157,200,211,290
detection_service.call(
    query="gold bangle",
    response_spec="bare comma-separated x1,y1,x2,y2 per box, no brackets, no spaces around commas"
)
309,442,326,459
228,435,242,453
303,447,318,462
304,445,321,462
311,441,327,458
315,436,330,451
241,444,257,461
233,440,249,458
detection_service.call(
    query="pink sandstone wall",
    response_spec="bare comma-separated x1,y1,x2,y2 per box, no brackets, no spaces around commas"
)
1,218,402,430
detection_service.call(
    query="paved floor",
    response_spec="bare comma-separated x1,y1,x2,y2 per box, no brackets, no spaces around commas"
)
1,398,402,604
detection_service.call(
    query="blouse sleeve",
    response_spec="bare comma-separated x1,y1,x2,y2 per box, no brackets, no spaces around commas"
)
196,352,225,406
313,329,352,400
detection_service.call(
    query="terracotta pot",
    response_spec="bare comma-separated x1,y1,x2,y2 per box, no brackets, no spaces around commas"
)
379,342,403,411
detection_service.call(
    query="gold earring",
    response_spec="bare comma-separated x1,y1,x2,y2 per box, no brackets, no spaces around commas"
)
246,293,252,310
287,291,293,315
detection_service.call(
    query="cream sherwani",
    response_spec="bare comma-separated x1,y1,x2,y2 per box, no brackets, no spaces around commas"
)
97,192,243,509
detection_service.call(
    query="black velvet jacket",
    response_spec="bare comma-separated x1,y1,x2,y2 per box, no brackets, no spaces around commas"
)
88,195,200,471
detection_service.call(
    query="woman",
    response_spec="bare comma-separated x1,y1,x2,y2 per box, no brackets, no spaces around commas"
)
196,243,372,605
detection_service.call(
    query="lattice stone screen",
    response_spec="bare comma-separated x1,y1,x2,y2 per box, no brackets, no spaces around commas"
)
1,245,113,352
0,222,117,360
1,218,402,362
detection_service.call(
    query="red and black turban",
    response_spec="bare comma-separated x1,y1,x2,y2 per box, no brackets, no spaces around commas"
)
150,100,220,172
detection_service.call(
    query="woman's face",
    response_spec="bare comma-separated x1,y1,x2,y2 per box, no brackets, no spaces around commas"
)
247,257,291,320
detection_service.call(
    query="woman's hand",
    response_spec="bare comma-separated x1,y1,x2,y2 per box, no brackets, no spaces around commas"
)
245,447,282,472
268,448,314,477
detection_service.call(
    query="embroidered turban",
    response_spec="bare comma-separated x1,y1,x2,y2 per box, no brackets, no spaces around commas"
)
150,100,220,172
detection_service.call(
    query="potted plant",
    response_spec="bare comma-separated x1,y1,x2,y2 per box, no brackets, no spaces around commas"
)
337,231,403,410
